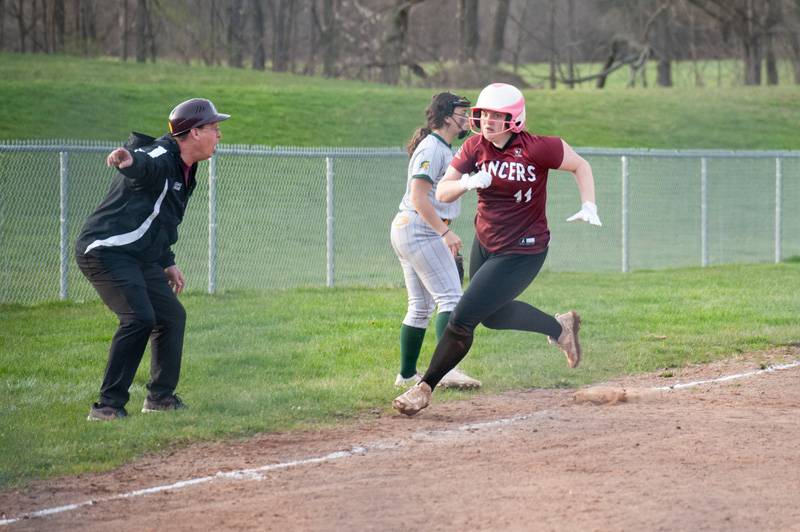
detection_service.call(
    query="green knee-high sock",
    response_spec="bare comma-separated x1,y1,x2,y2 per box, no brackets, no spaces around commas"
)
399,324,426,378
435,311,452,341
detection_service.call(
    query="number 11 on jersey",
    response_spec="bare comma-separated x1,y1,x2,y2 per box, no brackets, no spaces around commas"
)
514,187,532,203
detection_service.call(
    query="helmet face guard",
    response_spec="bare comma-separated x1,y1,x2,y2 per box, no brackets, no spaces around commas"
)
168,98,230,137
469,109,515,135
469,83,526,135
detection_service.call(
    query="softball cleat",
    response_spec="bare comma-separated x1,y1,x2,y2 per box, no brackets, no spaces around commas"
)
549,311,582,368
392,382,432,416
438,366,481,389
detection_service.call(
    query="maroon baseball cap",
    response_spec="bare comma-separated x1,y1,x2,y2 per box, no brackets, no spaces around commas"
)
168,98,230,136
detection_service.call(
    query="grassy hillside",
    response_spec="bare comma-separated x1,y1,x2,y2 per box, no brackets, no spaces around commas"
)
1,53,798,149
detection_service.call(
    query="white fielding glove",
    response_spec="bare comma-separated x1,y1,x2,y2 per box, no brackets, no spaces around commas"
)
566,201,602,226
460,170,492,191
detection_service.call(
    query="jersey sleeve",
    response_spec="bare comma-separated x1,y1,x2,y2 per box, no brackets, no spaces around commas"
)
409,144,436,184
449,136,479,174
119,145,171,192
532,135,565,169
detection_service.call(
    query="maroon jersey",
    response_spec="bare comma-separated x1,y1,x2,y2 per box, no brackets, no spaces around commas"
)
451,132,564,254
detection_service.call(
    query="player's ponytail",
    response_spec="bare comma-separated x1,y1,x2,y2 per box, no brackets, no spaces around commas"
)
406,92,471,156
406,127,431,155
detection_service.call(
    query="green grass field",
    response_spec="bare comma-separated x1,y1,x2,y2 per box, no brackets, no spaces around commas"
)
1,263,799,487
1,53,799,149
1,54,799,489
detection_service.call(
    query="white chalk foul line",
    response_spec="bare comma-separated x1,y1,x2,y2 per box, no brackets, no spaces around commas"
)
0,448,367,526
2,359,798,526
653,359,800,391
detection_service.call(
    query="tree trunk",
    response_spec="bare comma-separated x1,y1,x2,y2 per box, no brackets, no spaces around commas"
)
135,0,147,63
511,0,531,73
548,0,556,89
13,0,27,52
0,0,5,50
271,0,296,72
80,0,96,56
790,28,800,84
655,3,672,87
320,0,337,77
251,0,266,70
765,40,778,85
488,0,510,65
120,0,129,61
743,0,761,85
145,0,156,62
743,40,761,85
227,0,244,68
209,0,217,66
53,0,64,52
566,0,575,88
380,0,412,84
38,0,48,52
458,0,478,63
764,0,781,85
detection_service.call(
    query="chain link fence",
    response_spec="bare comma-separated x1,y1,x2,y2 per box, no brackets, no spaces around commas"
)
1,140,798,304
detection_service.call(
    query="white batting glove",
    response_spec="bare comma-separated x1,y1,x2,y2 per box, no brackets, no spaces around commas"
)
566,201,602,226
460,170,492,191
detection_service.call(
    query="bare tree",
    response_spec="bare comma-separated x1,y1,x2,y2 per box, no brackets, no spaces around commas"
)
53,0,65,51
764,0,782,84
0,0,5,49
488,0,510,65
654,2,673,86
227,0,245,68
565,0,576,88
458,0,478,63
509,1,532,74
9,0,30,52
135,0,148,62
79,0,96,56
548,0,557,88
788,0,800,83
251,0,266,70
379,0,426,84
319,0,338,77
270,0,298,72
119,0,129,60
686,0,780,85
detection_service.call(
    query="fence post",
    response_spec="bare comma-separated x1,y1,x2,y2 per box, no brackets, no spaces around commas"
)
326,157,335,287
59,151,69,300
700,157,708,267
208,154,217,294
621,155,629,273
775,157,782,264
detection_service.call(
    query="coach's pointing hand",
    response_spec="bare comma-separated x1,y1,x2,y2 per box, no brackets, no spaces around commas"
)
106,148,133,169
567,201,602,226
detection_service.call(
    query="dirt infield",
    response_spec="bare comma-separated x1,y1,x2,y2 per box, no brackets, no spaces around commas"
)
3,347,799,531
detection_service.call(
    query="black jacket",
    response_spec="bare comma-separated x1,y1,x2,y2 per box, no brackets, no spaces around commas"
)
75,132,197,267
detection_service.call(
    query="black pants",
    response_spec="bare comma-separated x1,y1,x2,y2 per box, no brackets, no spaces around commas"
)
422,240,561,389
76,250,186,408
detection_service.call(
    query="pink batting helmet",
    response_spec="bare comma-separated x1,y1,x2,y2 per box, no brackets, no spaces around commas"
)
470,83,526,134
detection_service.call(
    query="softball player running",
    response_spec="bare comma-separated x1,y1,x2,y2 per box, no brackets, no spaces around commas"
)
393,83,602,415
390,92,481,390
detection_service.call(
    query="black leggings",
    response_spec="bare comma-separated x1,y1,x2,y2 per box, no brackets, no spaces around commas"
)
422,239,561,389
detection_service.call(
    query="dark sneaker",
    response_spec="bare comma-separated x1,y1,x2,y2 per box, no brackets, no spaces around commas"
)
87,403,128,421
141,394,187,413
